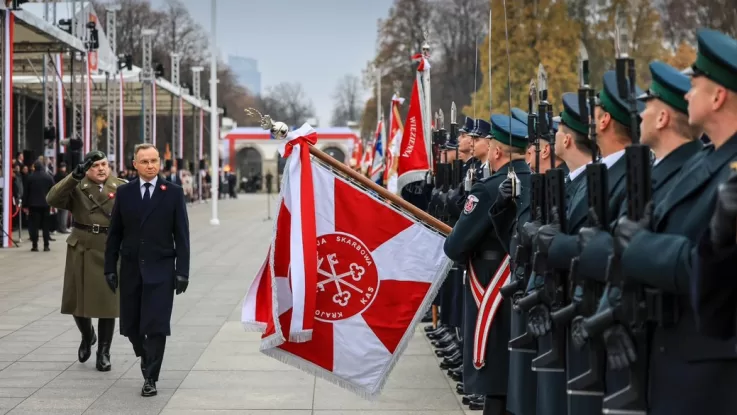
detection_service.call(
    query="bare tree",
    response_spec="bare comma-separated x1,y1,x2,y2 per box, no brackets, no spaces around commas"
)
331,74,364,126
260,82,315,127
429,0,487,114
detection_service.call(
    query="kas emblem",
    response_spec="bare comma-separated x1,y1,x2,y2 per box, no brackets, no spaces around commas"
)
463,195,479,215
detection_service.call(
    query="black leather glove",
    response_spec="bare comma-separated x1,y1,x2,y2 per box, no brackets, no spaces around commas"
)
495,177,515,209
577,208,601,253
603,324,637,370
520,208,543,250
72,150,105,180
105,273,118,294
527,305,552,337
570,315,589,349
534,206,562,256
175,275,189,295
613,201,653,257
710,173,737,248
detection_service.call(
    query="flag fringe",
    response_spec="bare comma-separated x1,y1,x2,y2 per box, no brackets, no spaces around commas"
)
288,330,313,343
397,171,428,193
241,322,267,332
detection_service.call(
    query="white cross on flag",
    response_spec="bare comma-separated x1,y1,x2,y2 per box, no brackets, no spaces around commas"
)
242,124,452,398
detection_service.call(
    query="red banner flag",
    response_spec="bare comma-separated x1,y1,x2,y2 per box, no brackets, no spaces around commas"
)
396,79,430,191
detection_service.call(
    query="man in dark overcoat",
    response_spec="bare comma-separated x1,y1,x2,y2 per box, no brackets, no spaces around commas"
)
104,143,191,397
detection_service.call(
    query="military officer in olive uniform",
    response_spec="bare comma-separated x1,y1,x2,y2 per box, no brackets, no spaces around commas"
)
606,29,737,415
444,114,531,415
46,151,127,371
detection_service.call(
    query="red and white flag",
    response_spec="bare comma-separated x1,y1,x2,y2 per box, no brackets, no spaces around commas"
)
242,124,451,397
385,94,405,194
396,57,431,192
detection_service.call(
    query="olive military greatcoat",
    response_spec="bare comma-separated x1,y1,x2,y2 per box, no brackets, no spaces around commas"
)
46,174,126,318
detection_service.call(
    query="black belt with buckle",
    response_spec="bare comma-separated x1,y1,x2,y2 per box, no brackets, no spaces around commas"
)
73,223,109,234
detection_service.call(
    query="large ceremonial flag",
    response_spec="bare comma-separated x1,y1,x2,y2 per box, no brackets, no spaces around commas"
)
396,56,431,192
385,94,405,194
242,124,452,398
368,119,385,185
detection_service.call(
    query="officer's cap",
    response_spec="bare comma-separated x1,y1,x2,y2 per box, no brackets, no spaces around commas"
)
511,108,528,125
489,114,528,149
637,61,690,114
683,29,737,93
459,116,475,134
468,119,480,138
83,150,106,163
560,92,590,136
473,119,491,139
598,70,645,127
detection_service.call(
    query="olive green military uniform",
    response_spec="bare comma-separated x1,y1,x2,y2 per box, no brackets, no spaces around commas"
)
47,174,127,317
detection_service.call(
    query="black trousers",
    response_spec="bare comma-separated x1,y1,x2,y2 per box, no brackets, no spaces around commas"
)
28,206,50,246
128,334,167,381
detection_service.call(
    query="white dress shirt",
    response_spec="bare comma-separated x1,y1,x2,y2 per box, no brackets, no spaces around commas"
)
601,149,625,170
140,176,158,199
568,162,591,182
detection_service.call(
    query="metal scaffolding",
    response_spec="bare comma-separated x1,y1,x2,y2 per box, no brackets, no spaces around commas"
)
141,28,155,144
191,66,202,164
16,94,26,151
105,7,118,164
170,52,180,159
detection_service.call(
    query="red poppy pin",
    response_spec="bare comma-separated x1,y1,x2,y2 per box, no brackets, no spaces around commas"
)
160,184,167,191
108,192,115,199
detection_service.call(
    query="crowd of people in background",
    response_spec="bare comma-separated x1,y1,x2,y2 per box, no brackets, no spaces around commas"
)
0,150,277,250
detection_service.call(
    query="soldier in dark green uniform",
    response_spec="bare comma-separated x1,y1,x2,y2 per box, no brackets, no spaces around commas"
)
46,151,127,371
603,29,737,415
444,114,530,415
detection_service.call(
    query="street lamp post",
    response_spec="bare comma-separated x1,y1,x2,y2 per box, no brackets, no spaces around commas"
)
209,0,220,226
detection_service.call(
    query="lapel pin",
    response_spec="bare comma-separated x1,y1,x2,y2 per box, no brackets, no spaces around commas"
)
108,192,115,199
160,184,167,191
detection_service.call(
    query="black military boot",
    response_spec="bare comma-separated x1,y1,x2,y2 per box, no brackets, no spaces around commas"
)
95,318,115,372
73,316,96,363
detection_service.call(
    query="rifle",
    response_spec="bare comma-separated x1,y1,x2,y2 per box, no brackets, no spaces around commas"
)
530,64,569,372
505,80,543,354
449,102,463,190
550,43,607,396
582,15,650,414
509,66,566,363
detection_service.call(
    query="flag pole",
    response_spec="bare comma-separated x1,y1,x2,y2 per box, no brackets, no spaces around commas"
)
246,110,451,235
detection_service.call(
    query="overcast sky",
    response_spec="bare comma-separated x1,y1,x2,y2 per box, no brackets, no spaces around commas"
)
150,0,394,126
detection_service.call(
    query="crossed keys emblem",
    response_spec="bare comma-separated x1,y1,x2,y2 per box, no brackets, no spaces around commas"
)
317,253,366,307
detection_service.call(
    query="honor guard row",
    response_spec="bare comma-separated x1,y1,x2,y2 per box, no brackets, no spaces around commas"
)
420,27,737,415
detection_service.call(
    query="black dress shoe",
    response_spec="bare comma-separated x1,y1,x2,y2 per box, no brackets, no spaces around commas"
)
456,382,466,394
43,246,50,252
31,246,38,252
141,379,157,397
423,324,437,333
427,328,449,340
449,370,463,382
463,394,483,405
467,400,484,410
436,344,460,358
440,357,462,370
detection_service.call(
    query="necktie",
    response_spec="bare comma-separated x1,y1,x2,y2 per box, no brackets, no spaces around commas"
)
143,183,152,203
565,175,572,186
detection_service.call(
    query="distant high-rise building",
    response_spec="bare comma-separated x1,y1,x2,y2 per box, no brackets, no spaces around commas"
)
228,55,262,96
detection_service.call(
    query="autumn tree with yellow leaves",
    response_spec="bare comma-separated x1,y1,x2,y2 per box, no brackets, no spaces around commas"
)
464,0,581,118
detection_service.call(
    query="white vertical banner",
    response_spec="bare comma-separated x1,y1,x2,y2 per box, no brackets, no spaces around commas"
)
85,55,92,154
2,12,14,248
179,97,184,162
119,73,125,166
199,109,204,160
56,54,65,154
152,84,157,146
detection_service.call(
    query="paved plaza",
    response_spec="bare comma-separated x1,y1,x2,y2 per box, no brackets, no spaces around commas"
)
0,194,472,415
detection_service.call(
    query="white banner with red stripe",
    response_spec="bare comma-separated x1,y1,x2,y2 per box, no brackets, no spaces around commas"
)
179,96,184,159
242,123,452,397
85,55,92,154
467,255,512,369
119,73,125,164
2,12,14,248
152,84,157,146
56,54,66,154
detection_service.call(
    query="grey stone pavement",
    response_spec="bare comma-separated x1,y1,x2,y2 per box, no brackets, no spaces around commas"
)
0,194,475,415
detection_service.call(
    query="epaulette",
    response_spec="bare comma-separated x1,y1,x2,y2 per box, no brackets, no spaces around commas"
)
117,177,129,184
